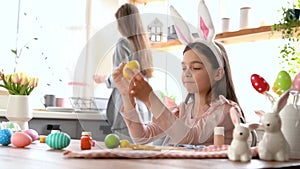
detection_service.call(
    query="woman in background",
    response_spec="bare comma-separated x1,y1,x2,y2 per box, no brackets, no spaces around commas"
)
93,3,153,141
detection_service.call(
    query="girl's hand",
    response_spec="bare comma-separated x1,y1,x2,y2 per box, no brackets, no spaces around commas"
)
112,62,130,95
128,70,153,106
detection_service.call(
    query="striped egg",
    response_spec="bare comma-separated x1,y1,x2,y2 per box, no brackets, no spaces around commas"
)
46,132,71,149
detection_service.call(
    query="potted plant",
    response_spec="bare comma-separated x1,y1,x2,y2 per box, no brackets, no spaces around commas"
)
271,1,300,77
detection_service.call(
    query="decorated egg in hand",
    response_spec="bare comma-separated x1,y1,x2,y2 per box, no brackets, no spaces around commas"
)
46,132,71,149
11,132,32,148
123,60,140,80
24,129,39,142
272,70,292,95
0,128,13,146
292,71,300,92
251,74,270,94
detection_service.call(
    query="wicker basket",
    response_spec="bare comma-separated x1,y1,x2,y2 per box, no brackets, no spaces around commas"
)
69,97,108,111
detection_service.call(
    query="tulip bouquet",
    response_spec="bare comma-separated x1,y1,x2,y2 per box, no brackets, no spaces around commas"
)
0,71,39,95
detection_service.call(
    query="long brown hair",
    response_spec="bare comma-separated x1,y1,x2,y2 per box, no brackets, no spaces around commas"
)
115,3,153,78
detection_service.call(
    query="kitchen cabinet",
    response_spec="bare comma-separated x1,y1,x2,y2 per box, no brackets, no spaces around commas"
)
0,110,111,141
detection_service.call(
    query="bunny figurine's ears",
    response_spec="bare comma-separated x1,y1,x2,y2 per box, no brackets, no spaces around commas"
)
170,0,224,67
273,90,290,113
230,106,246,125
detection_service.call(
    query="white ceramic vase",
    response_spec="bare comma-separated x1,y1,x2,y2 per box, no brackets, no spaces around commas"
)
5,95,32,130
279,92,300,159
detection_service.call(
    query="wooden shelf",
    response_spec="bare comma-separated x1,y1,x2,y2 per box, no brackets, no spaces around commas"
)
215,25,281,44
151,39,183,50
151,25,282,49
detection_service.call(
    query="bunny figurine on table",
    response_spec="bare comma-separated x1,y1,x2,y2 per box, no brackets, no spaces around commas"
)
255,91,290,161
228,108,259,162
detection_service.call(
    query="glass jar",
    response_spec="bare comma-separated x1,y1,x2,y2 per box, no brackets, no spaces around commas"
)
214,126,224,146
80,131,92,150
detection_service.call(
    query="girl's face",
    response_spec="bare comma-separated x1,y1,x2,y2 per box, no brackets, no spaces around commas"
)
181,49,215,94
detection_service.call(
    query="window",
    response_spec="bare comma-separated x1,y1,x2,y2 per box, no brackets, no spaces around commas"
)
0,0,87,107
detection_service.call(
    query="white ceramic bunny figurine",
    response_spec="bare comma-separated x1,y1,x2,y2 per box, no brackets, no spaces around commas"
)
255,91,290,161
228,108,259,162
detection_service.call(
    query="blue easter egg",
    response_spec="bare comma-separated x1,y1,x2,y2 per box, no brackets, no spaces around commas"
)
46,132,71,149
0,128,13,146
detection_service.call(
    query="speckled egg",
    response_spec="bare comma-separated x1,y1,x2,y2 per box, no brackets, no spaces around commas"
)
0,128,13,146
46,132,71,149
11,132,32,148
24,129,39,141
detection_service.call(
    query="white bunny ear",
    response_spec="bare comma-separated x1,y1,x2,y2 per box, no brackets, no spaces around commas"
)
273,90,290,114
230,107,241,126
198,0,215,41
170,5,193,45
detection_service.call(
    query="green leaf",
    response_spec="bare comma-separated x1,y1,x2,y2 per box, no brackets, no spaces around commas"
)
11,49,17,55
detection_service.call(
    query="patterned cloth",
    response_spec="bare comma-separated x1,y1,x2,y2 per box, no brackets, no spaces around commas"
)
63,145,258,159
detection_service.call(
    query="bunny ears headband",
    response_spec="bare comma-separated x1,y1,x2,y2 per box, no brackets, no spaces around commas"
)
170,0,224,68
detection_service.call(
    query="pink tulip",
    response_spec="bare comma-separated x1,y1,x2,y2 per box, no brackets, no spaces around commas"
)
20,73,29,85
11,73,21,84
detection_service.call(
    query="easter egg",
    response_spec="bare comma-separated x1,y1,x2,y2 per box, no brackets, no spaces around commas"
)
251,74,270,94
292,71,300,92
104,134,120,149
120,139,130,148
0,128,13,146
24,129,39,142
46,132,71,149
123,60,140,80
273,70,292,92
272,82,283,96
11,132,32,148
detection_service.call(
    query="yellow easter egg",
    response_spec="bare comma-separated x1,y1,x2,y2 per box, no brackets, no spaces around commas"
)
123,60,140,80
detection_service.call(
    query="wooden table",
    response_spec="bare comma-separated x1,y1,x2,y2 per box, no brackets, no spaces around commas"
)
1,140,300,169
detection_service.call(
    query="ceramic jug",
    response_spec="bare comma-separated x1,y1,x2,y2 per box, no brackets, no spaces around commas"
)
279,91,300,159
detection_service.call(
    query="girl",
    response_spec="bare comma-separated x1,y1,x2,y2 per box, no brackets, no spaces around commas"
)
112,41,245,146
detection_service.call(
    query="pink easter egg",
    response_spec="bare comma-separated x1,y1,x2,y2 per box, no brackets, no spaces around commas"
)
11,132,32,148
24,129,39,141
292,72,300,92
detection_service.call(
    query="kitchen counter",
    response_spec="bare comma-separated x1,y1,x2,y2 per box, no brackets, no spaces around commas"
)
0,108,107,120
0,109,110,140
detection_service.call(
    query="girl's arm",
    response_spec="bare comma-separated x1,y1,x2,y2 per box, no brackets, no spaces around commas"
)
112,63,164,144
127,72,191,144
128,73,237,145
